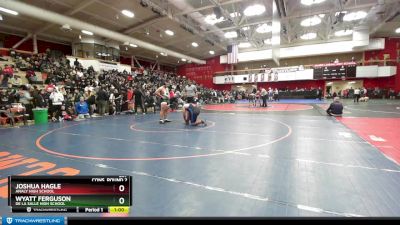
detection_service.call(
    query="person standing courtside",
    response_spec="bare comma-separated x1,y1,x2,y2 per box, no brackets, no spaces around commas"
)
261,88,268,107
273,88,279,101
96,85,108,116
354,88,360,103
185,81,197,104
317,87,322,101
134,86,145,115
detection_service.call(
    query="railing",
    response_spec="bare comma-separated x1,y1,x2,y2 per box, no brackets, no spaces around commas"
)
0,48,34,56
214,59,399,77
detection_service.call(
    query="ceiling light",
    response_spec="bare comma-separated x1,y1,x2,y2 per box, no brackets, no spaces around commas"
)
209,50,215,55
0,7,18,15
165,30,174,36
121,10,134,18
343,11,367,21
396,27,400,33
81,30,93,35
334,29,353,37
243,4,265,17
224,31,238,38
192,42,199,47
256,24,272,33
264,39,272,45
129,44,138,47
230,12,241,18
301,16,321,27
181,58,187,62
204,14,225,25
242,26,250,31
301,0,326,6
238,42,251,48
160,52,167,56
78,35,81,39
348,81,356,84
300,32,317,40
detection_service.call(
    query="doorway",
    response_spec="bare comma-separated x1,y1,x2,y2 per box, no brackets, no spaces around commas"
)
325,80,363,98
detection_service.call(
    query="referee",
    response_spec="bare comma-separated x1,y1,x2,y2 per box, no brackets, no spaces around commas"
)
185,81,197,103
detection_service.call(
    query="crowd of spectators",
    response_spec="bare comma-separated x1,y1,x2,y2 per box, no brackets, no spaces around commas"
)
328,87,399,100
1,49,399,125
0,50,227,124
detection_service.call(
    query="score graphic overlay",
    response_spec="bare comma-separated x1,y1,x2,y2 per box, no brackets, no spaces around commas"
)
8,176,132,213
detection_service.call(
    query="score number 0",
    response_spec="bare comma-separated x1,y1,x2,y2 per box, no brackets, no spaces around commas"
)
118,185,126,205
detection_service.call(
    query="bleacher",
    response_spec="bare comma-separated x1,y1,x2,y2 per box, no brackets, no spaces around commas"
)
0,55,45,87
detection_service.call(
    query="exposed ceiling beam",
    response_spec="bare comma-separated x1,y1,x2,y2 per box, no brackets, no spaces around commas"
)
203,19,272,33
0,24,72,45
35,0,97,34
48,0,125,29
369,1,400,35
0,0,206,64
175,0,244,16
120,16,167,35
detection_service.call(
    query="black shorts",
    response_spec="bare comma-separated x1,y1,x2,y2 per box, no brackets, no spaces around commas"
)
187,97,195,103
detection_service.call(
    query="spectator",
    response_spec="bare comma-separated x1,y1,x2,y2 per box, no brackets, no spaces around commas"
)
0,89,10,110
33,88,46,108
273,88,279,101
8,75,22,88
49,87,64,121
1,64,13,87
87,91,96,116
75,97,90,119
261,88,268,107
26,68,37,84
389,88,396,100
144,91,156,114
133,86,145,115
326,97,343,116
268,87,273,101
74,58,80,68
317,87,322,100
18,85,33,119
96,85,108,116
113,89,122,114
354,88,360,103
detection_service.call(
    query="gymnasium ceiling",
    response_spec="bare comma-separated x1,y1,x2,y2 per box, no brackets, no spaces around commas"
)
0,0,399,66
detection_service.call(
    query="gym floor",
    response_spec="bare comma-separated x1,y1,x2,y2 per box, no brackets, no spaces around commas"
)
1,99,400,217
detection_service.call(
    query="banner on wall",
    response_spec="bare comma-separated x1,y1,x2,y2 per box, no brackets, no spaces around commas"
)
99,61,118,71
214,68,314,84
224,75,234,83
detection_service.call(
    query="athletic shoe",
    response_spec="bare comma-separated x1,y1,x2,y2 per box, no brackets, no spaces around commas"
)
143,113,146,115
159,119,165,124
202,120,207,126
164,119,172,122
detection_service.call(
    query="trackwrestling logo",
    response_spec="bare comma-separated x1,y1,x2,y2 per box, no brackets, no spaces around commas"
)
2,217,65,225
